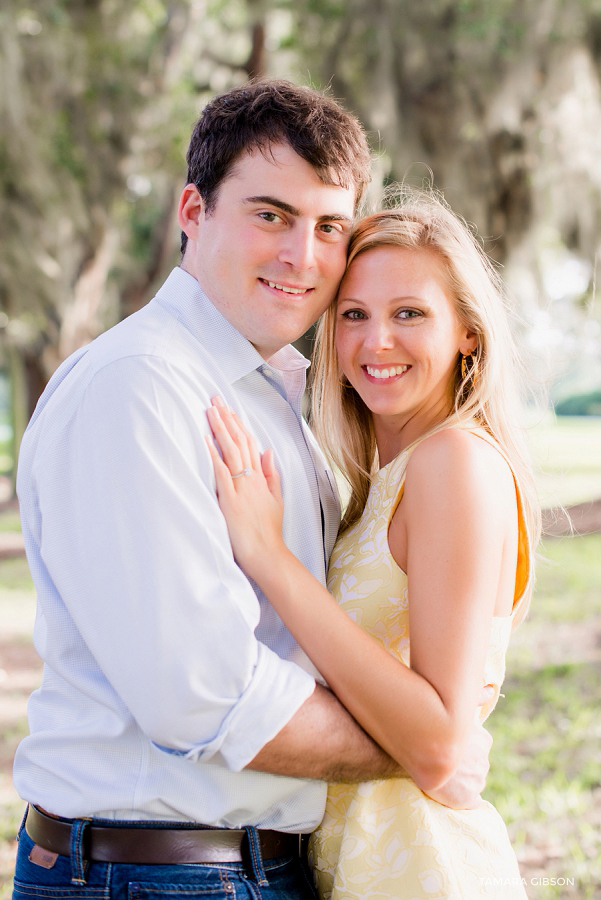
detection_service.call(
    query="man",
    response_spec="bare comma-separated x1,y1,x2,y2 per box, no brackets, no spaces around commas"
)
13,81,490,899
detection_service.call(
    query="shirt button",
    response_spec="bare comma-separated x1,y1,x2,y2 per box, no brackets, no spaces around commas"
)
263,368,273,377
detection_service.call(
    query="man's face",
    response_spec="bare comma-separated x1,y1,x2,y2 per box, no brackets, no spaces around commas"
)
178,143,356,359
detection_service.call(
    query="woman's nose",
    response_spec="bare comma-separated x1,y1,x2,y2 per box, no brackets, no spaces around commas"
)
363,319,396,351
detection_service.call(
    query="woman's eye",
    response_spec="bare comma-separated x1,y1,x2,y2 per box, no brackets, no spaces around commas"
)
341,309,366,321
397,309,421,320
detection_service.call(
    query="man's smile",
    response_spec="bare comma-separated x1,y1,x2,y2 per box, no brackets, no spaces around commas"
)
259,278,313,296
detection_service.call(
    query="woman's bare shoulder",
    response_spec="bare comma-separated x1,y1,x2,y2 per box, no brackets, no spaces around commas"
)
404,427,515,507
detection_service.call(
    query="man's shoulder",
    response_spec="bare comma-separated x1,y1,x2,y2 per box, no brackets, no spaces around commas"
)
85,299,204,370
24,301,222,446
63,300,218,388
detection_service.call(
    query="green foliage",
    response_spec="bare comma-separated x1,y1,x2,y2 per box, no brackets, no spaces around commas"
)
555,392,601,416
51,110,87,181
0,0,209,373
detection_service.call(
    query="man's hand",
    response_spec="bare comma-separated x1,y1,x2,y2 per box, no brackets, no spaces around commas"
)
424,686,495,809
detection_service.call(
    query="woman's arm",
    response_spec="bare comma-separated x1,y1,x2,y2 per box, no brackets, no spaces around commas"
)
386,428,516,788
206,403,514,792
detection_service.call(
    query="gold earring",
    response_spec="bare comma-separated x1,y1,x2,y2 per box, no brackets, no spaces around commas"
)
461,350,479,384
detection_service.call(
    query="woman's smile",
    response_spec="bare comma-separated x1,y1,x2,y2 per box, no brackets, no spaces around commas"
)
362,363,411,382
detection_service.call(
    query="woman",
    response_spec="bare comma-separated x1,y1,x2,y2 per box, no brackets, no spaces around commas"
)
206,188,540,900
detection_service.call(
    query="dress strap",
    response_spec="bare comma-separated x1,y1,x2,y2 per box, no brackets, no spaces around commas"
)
383,423,533,625
460,428,533,625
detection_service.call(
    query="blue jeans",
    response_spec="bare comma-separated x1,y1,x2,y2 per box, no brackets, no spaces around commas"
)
13,814,319,900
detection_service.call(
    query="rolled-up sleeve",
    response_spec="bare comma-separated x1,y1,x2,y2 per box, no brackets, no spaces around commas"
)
34,355,316,772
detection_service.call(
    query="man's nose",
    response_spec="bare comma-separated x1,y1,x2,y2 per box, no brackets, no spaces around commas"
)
279,225,317,272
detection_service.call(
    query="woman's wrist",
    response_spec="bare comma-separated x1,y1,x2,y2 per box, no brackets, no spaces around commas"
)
250,542,298,600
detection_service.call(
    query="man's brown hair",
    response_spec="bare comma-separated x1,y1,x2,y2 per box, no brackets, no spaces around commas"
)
181,80,371,254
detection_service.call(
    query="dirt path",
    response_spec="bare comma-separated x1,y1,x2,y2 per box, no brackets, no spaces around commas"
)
542,497,601,536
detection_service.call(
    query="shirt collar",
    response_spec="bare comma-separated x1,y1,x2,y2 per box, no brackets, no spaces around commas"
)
267,344,310,375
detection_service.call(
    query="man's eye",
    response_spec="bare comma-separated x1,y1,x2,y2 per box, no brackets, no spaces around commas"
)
259,212,281,223
319,223,345,239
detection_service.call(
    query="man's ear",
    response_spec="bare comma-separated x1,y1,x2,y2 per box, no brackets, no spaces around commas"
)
178,184,204,244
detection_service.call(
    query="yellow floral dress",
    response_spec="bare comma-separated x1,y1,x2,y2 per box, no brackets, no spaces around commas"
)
309,427,531,900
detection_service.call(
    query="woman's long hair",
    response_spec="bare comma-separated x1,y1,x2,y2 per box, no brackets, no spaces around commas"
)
310,186,540,611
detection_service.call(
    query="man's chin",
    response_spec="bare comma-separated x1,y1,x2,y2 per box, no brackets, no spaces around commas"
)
250,331,311,360
253,314,323,353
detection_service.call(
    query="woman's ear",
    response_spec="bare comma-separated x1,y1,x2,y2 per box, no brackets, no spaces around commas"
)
459,329,479,356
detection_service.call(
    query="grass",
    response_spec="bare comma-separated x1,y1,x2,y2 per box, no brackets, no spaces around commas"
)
0,512,23,534
0,557,35,593
0,589,35,899
527,415,601,507
486,661,601,898
531,534,601,623
484,535,601,899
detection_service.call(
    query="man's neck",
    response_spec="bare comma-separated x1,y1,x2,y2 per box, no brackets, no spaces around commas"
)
177,261,288,361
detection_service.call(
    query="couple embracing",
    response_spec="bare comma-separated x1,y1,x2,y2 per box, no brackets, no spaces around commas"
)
13,80,538,900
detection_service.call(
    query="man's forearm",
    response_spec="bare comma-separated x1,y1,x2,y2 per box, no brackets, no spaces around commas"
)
246,684,402,782
246,684,491,810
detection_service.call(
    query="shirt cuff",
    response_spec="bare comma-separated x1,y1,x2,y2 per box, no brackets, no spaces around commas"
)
183,643,317,771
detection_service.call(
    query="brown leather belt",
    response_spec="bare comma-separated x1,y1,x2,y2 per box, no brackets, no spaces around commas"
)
25,806,302,865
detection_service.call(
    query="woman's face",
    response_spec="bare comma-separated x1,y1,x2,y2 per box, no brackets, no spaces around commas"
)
335,244,476,428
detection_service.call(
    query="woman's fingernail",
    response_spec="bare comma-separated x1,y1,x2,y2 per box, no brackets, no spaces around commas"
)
213,396,226,408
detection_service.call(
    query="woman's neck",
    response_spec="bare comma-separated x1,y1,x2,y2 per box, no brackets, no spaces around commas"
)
373,398,454,468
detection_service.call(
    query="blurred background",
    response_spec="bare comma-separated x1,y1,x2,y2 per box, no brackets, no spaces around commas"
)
0,1,600,898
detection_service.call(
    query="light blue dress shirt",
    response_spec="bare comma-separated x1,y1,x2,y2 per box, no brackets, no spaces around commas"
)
14,267,341,830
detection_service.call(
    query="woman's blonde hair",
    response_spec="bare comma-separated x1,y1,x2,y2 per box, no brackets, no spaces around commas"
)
311,186,541,595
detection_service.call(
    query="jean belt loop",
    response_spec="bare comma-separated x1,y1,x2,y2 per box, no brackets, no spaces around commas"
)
243,826,269,887
17,805,29,841
69,818,91,885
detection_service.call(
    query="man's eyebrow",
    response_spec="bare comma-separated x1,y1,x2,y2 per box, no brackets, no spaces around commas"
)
244,196,300,216
243,195,353,224
318,213,353,225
